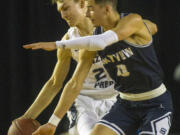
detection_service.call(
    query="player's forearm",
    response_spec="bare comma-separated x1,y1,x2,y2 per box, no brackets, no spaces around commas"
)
56,30,119,51
47,50,95,126
24,80,62,119
53,80,82,120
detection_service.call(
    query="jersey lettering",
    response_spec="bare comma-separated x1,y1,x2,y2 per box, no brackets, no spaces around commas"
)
93,55,101,63
93,68,114,88
93,68,106,81
116,64,130,77
94,81,114,88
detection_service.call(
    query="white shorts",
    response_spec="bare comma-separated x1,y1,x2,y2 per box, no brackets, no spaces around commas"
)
67,94,117,135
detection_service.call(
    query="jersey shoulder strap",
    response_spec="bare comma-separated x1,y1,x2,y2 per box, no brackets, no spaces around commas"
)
93,26,104,35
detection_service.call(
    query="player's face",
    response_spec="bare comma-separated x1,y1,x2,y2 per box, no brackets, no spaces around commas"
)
86,0,107,27
57,0,84,27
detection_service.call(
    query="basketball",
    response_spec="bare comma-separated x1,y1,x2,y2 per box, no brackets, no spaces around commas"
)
8,118,41,135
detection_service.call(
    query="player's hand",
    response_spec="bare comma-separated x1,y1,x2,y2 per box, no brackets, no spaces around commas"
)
23,42,57,51
32,123,56,135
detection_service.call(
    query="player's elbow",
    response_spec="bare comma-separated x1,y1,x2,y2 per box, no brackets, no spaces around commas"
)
152,23,158,35
68,79,82,94
48,78,63,92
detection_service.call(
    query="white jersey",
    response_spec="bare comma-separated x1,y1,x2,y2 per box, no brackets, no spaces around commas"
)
67,27,118,99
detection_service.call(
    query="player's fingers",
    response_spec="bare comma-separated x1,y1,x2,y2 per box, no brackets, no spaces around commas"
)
31,47,40,50
23,44,36,49
32,129,40,135
31,45,42,50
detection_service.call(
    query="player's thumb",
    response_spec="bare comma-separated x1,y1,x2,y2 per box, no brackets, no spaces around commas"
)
32,128,40,135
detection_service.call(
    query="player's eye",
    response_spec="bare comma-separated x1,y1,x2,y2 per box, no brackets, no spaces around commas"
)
62,6,69,11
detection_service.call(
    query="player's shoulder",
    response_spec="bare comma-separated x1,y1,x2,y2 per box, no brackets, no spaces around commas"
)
67,27,80,39
93,26,104,35
93,13,142,35
120,12,142,20
67,27,77,34
60,27,78,44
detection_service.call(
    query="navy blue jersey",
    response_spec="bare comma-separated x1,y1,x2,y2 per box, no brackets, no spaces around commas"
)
94,19,164,94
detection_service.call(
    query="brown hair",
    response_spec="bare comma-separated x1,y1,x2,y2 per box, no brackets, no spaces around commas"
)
94,0,118,10
51,0,79,4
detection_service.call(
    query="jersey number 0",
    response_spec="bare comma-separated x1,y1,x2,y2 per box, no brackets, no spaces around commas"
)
116,64,130,77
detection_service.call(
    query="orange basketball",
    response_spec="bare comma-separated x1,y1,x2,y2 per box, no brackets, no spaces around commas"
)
8,118,41,135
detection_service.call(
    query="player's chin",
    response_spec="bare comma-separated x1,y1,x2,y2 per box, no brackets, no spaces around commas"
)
67,22,74,27
67,21,75,27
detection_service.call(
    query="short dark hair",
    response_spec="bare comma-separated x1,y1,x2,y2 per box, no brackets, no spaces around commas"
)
51,0,79,4
94,0,118,10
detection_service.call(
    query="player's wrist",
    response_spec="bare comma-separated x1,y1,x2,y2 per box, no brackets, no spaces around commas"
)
22,113,33,119
48,114,61,127
56,41,66,49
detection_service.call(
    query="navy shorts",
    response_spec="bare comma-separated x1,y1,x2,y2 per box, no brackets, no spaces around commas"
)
97,91,173,135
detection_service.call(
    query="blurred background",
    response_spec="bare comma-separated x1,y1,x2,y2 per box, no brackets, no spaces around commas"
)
1,0,180,134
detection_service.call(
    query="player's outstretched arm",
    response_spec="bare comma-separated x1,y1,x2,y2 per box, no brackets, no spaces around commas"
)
23,48,71,119
23,15,157,52
22,34,72,119
23,15,142,51
32,50,96,135
55,14,156,50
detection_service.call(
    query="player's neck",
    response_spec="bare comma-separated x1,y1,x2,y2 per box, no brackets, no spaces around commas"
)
76,17,94,36
103,11,120,32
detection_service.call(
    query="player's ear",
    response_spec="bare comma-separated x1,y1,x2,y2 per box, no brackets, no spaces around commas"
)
105,5,112,15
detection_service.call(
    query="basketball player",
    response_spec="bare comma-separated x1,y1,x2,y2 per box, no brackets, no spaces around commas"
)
19,0,117,135
23,0,163,135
